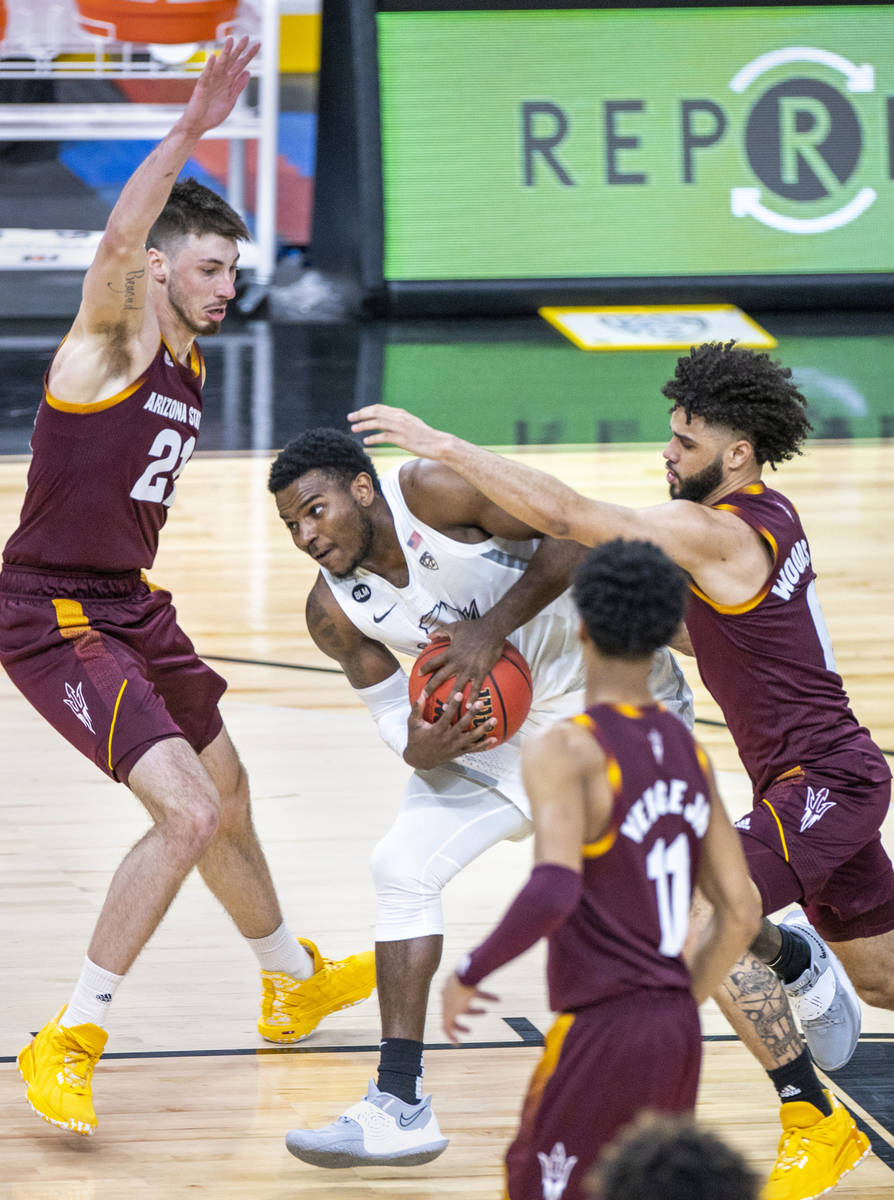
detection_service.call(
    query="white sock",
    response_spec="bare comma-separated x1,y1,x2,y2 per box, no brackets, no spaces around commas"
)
247,922,314,979
63,957,124,1029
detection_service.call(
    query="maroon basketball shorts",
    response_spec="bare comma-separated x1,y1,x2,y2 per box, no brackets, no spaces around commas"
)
504,988,701,1200
0,566,226,785
738,762,894,941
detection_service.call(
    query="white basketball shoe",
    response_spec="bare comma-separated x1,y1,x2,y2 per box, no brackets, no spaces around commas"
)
285,1079,449,1168
781,911,861,1071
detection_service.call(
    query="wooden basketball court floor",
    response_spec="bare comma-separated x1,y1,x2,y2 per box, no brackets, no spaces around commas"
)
1,441,893,1199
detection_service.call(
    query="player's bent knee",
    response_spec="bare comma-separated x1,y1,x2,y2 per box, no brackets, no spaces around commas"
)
158,789,221,861
370,834,455,899
370,837,448,939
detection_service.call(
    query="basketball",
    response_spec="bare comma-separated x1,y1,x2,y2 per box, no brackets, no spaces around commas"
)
407,637,533,746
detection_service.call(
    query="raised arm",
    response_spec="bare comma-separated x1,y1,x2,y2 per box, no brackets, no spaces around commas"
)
53,37,258,398
352,405,603,544
349,405,760,599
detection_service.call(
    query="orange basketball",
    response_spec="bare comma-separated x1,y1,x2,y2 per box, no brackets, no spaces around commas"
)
408,637,533,746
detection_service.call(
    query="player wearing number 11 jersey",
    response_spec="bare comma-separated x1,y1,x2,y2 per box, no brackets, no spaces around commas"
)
0,38,374,1140
442,540,759,1200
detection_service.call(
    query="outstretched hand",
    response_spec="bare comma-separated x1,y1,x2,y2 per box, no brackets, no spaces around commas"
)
441,972,499,1044
348,404,451,460
183,36,260,136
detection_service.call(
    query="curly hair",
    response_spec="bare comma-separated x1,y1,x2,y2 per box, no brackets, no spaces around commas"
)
588,1114,758,1200
268,427,381,495
147,178,250,251
662,341,811,467
573,540,687,659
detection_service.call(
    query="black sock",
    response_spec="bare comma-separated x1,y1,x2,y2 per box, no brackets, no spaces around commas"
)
767,924,812,984
768,1051,832,1115
377,1038,424,1104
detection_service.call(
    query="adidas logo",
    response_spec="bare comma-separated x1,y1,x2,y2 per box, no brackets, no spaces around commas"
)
95,993,113,1003
779,1085,801,1099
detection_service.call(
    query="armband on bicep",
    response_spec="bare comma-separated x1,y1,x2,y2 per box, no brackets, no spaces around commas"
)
354,668,411,757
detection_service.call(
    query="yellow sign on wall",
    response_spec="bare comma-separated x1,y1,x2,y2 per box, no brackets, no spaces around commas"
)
539,304,777,351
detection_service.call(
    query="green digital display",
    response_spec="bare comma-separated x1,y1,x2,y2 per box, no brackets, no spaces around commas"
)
382,335,894,444
376,6,894,280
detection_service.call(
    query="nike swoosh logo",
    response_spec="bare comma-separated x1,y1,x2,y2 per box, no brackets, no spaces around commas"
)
373,605,397,623
398,1108,429,1129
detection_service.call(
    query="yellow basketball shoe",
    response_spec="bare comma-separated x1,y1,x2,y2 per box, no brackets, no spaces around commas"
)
258,938,376,1044
17,1007,108,1136
764,1090,870,1200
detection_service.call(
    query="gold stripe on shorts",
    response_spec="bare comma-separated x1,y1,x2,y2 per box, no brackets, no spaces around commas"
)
108,679,128,771
761,796,791,862
52,597,89,637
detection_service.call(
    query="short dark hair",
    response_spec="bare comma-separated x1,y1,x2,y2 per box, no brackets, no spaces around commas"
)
588,1114,758,1200
146,178,250,251
573,540,687,658
268,427,382,495
662,341,811,467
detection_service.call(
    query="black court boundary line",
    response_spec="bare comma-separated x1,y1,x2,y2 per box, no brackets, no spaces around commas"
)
5,1030,893,1064
0,1017,545,1064
5,1025,892,1171
204,653,894,757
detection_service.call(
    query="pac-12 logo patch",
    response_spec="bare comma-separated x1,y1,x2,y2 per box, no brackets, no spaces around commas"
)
419,551,439,571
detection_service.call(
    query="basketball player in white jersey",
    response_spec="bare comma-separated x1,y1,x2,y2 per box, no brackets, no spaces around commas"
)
268,428,693,1168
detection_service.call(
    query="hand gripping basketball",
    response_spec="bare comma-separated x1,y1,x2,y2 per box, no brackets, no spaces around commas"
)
408,637,533,746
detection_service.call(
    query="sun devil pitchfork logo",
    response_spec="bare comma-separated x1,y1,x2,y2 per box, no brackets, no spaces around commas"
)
63,681,95,734
537,1142,578,1199
800,785,836,833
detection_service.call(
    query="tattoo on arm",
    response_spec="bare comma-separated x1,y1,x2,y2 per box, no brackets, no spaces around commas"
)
306,587,350,658
106,268,146,311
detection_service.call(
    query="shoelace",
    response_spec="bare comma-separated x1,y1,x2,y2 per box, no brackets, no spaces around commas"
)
352,1104,398,1133
265,972,307,1018
772,1130,812,1174
269,960,355,1009
59,1046,96,1092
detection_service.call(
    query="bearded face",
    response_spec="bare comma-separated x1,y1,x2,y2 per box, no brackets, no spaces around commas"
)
668,453,725,503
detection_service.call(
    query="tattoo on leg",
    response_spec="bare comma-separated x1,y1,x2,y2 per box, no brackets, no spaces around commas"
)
722,953,802,1064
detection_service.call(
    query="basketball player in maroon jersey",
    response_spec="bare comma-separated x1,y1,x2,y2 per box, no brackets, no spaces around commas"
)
442,539,760,1200
0,39,373,1137
351,342,888,1199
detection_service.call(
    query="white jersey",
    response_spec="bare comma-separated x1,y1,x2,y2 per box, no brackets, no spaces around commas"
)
322,465,692,812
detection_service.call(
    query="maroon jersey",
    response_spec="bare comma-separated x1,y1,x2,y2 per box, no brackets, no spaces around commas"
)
3,339,205,573
546,704,711,1013
685,483,889,796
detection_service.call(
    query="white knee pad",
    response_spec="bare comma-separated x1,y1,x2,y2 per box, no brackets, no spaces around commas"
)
371,764,531,942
